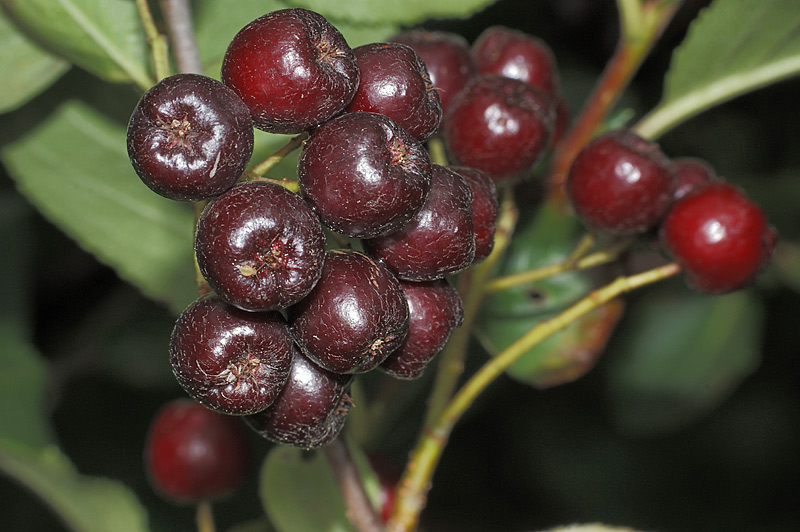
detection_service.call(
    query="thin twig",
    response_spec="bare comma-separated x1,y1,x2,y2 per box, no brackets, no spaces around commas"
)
196,501,216,532
134,0,170,83
160,0,204,74
324,438,385,532
249,133,310,177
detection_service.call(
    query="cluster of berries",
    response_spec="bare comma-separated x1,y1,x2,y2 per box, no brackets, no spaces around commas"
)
130,7,572,453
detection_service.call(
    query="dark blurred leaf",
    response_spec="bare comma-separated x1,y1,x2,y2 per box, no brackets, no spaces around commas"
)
0,10,69,113
0,442,152,532
606,285,763,436
1,100,197,314
283,0,498,25
261,441,380,532
637,0,800,138
0,0,153,89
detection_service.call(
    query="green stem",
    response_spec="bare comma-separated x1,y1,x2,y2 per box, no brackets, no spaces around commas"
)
134,0,171,82
421,188,518,429
387,262,681,532
249,133,309,177
484,237,634,293
196,500,216,532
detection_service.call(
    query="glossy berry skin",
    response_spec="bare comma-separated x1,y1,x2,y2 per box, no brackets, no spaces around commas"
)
298,112,431,238
195,181,326,312
673,157,716,200
444,75,555,182
290,250,410,374
127,73,254,201
660,182,776,294
346,43,442,142
390,30,476,114
380,279,464,380
450,166,499,262
145,399,250,503
170,295,293,415
566,129,677,235
472,26,560,97
245,347,353,450
364,165,475,281
221,8,359,133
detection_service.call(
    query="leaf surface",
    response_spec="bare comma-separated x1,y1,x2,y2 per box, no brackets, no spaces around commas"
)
1,100,197,314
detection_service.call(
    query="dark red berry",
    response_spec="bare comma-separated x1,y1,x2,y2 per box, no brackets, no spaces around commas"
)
444,75,555,182
673,157,716,200
449,166,499,262
566,129,677,235
390,29,476,114
170,295,293,415
346,42,442,142
195,181,326,312
145,399,250,503
364,164,475,281
660,182,776,294
290,249,410,374
245,347,353,449
298,112,431,238
379,279,464,380
221,8,359,133
127,73,254,201
472,26,560,97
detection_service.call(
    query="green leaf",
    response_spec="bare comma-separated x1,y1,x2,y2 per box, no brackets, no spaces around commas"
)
0,10,69,113
636,0,800,139
283,0,498,25
0,442,152,532
1,100,197,314
606,286,763,435
0,0,153,89
261,442,380,532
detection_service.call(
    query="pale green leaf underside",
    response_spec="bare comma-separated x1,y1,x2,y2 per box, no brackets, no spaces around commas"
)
0,11,69,113
0,442,151,532
285,0,498,24
1,100,197,314
636,0,800,139
0,0,152,89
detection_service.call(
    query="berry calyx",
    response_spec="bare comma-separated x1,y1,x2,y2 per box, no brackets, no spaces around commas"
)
566,129,677,235
660,182,776,294
170,295,294,415
195,181,326,312
298,112,432,238
289,249,410,374
221,8,359,133
127,73,254,201
145,399,250,503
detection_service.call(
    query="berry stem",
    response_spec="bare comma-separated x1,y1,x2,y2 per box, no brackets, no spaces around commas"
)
387,261,681,532
483,236,635,293
426,137,449,166
421,188,518,429
195,500,216,532
249,133,309,177
133,0,170,83
324,438,386,532
159,0,204,75
547,0,681,200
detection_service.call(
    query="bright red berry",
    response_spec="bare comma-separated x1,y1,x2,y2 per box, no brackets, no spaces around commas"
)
660,182,776,294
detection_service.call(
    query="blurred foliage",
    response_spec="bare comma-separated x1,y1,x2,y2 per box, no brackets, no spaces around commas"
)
1,1,800,531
